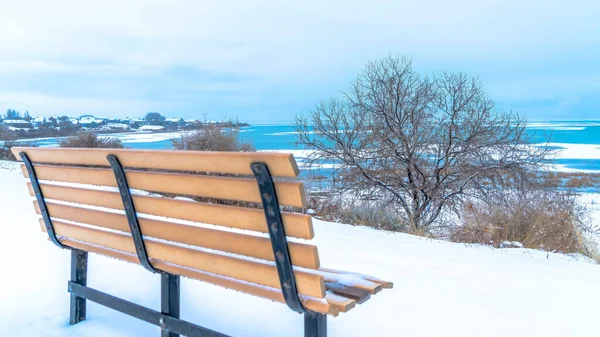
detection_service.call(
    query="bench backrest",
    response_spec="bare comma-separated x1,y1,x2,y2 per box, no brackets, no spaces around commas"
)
12,147,326,301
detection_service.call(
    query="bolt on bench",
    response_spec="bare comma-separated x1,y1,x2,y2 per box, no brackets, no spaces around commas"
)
12,147,392,337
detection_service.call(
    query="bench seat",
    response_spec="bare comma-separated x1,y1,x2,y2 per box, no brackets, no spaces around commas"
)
12,147,392,336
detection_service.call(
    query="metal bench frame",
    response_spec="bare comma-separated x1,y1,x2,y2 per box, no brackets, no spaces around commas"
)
20,152,327,337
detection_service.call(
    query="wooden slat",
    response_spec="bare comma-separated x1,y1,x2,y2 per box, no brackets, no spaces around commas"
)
319,267,393,289
35,201,320,269
324,292,356,312
41,219,324,298
325,283,371,304
28,183,314,239
21,164,306,208
323,273,383,294
12,147,300,178
58,238,342,316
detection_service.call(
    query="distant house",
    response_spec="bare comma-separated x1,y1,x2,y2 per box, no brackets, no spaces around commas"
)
47,116,58,126
137,125,165,132
79,115,107,128
102,123,130,131
31,116,46,128
184,119,202,128
129,118,145,129
164,117,185,128
2,119,33,130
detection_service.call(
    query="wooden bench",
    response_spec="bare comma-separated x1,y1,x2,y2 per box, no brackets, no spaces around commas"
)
12,147,392,337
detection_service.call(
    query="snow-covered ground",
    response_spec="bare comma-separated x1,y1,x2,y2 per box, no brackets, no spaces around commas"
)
1,161,600,337
544,143,600,160
110,131,180,144
137,125,166,132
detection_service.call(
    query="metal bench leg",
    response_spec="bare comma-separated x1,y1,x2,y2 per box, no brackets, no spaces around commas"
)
161,274,180,337
70,249,88,325
305,312,327,337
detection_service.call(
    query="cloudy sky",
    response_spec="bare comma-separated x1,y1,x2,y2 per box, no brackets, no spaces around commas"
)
1,0,598,122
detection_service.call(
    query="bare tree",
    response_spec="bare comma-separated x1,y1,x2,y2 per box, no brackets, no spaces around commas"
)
296,55,549,233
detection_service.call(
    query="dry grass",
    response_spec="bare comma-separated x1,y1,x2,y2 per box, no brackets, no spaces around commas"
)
306,194,405,232
540,171,600,189
450,182,591,255
59,132,124,148
307,171,597,255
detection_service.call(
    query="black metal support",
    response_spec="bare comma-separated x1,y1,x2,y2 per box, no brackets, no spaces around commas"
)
161,274,181,337
304,313,327,337
253,162,329,336
68,282,228,337
107,154,158,274
70,249,88,324
19,152,66,249
251,162,308,314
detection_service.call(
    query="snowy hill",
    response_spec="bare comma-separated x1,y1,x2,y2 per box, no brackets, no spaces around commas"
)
0,161,599,337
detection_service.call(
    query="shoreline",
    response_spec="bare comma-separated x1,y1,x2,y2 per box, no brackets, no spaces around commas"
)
1,123,251,142
3,126,599,174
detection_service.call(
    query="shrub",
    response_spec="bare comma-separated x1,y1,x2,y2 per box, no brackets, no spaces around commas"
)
1,126,38,162
0,139,17,161
307,194,405,232
172,124,254,152
1,140,36,161
59,132,124,148
565,175,596,188
450,175,592,255
448,204,497,245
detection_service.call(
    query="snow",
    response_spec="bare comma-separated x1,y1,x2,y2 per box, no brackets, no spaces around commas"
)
138,125,165,131
1,161,600,337
500,241,524,248
165,118,184,123
79,117,106,124
540,143,600,160
8,126,31,131
103,123,130,130
527,122,600,129
550,164,600,174
115,132,178,143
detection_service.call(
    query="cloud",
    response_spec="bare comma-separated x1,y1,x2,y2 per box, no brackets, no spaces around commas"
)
0,91,155,116
0,0,598,120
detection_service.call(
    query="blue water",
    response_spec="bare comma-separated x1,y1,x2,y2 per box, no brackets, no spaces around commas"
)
20,120,600,172
526,122,600,145
555,159,600,170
